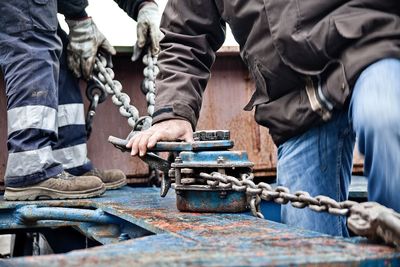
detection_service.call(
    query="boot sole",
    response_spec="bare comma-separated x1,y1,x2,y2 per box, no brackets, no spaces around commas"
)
105,178,127,190
4,184,106,201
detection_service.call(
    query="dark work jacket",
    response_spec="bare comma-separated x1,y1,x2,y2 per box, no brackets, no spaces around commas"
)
58,0,146,20
153,0,400,145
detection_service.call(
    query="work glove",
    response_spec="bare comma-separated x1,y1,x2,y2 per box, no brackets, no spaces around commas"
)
66,17,116,80
132,1,163,60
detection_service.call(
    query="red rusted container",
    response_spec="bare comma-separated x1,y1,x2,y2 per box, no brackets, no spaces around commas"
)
0,49,363,187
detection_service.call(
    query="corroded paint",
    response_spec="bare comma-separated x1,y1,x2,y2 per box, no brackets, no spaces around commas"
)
1,187,399,266
175,188,248,213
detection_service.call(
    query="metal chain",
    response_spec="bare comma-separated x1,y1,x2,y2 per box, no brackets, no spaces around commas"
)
199,172,357,219
142,50,158,117
199,171,400,246
92,49,158,131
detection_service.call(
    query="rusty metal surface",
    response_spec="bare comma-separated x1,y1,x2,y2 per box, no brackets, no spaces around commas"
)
175,188,248,212
1,187,399,266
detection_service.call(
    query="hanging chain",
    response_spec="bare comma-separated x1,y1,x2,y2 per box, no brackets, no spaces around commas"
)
142,50,158,118
89,49,158,133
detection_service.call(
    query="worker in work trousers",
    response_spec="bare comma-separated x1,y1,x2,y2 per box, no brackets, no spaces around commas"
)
0,0,161,200
128,0,400,237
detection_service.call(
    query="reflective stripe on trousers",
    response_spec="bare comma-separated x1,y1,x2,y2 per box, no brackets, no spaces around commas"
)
53,144,90,171
54,28,93,176
7,105,57,135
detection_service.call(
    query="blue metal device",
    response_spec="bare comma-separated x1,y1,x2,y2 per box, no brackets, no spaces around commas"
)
171,150,253,213
109,130,254,215
109,130,254,213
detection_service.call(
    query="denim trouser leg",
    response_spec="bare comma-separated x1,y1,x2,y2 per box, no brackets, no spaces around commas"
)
278,57,400,236
350,58,400,212
277,111,355,237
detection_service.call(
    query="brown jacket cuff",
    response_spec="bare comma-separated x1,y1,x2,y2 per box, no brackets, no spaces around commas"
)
152,103,197,130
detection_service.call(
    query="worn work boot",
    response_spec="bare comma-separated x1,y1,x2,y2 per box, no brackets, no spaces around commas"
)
4,171,106,201
83,168,127,190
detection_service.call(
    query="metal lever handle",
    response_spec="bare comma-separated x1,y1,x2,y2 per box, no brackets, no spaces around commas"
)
108,136,131,152
108,135,172,197
108,135,234,153
108,136,171,172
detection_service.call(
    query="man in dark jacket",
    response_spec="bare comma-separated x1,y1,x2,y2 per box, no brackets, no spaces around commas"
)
128,0,400,236
0,0,161,200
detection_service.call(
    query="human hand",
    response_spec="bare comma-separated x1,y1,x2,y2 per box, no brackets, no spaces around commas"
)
136,1,163,56
66,17,116,80
127,119,193,156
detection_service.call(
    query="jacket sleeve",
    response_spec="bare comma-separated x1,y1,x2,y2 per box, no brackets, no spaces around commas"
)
113,0,147,20
152,0,226,129
58,0,88,19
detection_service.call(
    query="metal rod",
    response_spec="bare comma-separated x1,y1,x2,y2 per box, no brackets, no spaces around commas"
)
16,205,120,225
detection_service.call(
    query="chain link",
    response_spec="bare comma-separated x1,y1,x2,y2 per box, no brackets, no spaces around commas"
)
198,171,400,246
199,172,357,219
142,50,158,117
92,49,158,131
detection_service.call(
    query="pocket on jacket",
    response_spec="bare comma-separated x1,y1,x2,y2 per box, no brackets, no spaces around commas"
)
254,88,322,145
327,10,392,57
333,14,364,40
29,0,57,32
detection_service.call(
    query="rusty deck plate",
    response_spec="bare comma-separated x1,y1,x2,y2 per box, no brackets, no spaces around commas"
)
1,187,399,266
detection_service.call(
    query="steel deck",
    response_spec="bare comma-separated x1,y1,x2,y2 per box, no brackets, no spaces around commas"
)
0,187,399,266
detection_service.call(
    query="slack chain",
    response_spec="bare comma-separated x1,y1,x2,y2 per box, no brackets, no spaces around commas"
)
199,171,400,247
199,172,356,219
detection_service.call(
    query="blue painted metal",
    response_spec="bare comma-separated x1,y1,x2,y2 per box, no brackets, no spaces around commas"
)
108,136,234,153
172,150,254,168
16,205,121,225
171,149,253,212
151,140,234,152
0,187,399,266
174,187,248,212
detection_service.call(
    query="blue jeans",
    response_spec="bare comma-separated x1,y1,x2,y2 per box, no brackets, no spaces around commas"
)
278,58,400,236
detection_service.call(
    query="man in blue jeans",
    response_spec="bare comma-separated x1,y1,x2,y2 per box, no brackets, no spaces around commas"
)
127,1,400,236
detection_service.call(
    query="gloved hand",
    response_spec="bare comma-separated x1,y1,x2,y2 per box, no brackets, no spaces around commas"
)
136,1,163,56
66,17,116,80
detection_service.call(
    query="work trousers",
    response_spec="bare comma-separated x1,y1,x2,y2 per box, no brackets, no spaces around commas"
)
0,0,92,187
278,58,400,236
